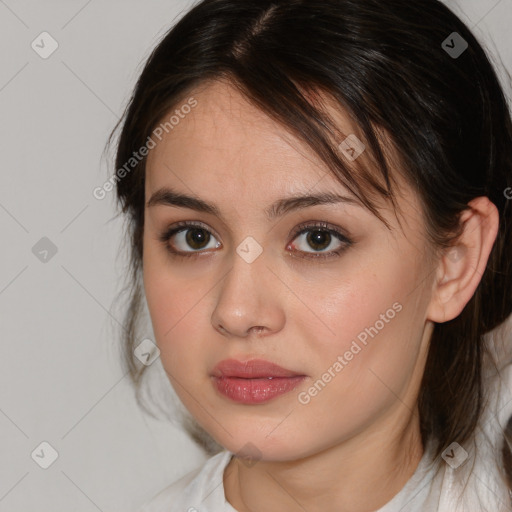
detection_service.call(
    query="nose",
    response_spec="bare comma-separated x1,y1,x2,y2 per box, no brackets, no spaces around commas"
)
211,251,286,339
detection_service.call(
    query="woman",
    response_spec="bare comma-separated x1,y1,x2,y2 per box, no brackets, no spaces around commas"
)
108,0,512,510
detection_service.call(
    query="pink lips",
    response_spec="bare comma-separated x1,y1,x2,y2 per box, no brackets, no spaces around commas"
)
211,359,306,404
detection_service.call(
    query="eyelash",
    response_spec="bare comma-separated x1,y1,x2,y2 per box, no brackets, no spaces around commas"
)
158,220,353,260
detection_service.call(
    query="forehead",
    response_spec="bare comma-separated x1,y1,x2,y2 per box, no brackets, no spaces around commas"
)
144,79,422,231
147,80,366,192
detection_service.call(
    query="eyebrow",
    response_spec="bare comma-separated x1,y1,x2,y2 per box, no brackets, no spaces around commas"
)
146,186,363,221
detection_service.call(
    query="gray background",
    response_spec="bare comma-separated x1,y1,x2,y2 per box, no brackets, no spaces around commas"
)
0,1,511,510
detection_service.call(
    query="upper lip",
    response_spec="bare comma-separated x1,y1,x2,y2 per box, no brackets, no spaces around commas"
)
212,359,304,378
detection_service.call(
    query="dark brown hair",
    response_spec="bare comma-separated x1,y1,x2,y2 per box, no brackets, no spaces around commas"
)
107,0,512,492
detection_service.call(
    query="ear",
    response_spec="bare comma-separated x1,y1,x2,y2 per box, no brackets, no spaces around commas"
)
427,196,500,323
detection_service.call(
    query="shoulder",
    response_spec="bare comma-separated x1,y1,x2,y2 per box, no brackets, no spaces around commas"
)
138,450,233,512
449,324,512,510
484,321,512,430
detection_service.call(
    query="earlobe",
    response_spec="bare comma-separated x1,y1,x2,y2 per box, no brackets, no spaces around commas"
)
427,196,500,324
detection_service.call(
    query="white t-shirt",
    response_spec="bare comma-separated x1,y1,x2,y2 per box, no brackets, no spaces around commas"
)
139,352,512,511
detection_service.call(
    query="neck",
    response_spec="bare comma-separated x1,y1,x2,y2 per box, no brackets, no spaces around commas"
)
223,407,424,512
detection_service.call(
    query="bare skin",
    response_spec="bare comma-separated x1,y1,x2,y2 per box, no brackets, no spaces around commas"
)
142,79,499,511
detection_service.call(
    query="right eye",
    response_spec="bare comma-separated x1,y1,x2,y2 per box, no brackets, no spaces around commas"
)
159,221,222,257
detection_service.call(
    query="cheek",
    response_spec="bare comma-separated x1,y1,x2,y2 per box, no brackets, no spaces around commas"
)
143,263,220,423
303,256,426,412
142,248,214,379
143,234,194,332
312,254,420,366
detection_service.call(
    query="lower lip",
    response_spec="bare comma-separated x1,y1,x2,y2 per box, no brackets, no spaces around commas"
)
212,376,306,404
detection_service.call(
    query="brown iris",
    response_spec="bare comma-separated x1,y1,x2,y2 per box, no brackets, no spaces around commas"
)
306,230,331,251
186,228,210,250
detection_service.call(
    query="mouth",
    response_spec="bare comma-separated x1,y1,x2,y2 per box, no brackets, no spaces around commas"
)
211,359,307,404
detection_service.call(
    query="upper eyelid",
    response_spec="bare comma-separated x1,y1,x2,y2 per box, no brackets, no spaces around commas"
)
166,220,346,235
292,221,348,237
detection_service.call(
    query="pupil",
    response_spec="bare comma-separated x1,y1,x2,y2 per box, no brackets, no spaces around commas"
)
307,230,330,251
186,229,209,249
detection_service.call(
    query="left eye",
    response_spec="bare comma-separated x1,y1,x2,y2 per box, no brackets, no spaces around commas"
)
289,228,345,254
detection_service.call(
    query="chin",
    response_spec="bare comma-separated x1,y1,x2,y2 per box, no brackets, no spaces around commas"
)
212,428,313,463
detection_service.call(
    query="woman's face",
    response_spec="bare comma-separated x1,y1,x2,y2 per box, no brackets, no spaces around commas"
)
142,80,438,461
